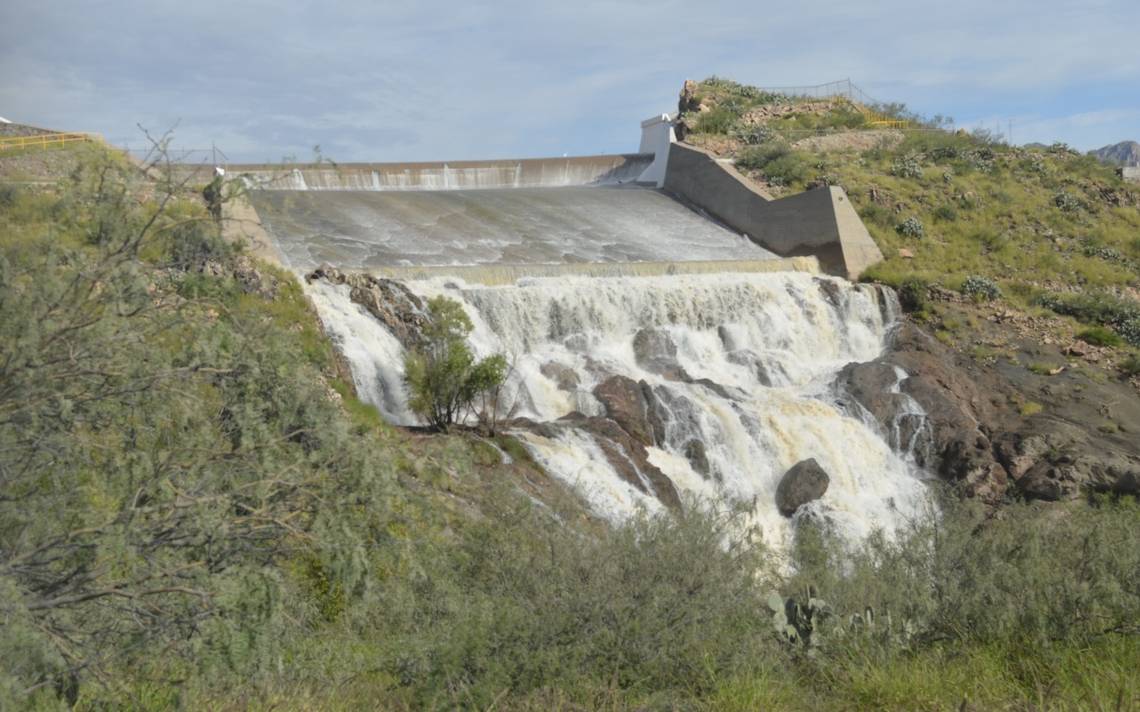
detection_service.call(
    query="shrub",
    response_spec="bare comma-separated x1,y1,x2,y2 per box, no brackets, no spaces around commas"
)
896,216,925,238
0,183,17,208
404,296,507,430
897,277,930,313
1077,326,1123,347
890,155,924,179
933,205,958,222
1083,244,1125,262
1054,191,1081,212
1121,354,1140,377
961,275,1001,301
1120,318,1140,348
1036,292,1140,347
736,144,812,187
694,106,741,135
736,143,788,171
731,124,774,145
858,203,892,226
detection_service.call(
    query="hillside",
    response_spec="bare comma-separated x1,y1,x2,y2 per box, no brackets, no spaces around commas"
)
1092,140,1140,166
2,128,1139,708
678,78,1140,356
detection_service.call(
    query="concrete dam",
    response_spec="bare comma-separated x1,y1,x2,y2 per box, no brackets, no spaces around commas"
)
241,115,928,552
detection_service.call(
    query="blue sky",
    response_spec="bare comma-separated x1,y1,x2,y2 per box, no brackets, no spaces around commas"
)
2,0,1137,162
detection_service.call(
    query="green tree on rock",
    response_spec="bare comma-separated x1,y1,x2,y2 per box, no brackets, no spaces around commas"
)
404,296,506,430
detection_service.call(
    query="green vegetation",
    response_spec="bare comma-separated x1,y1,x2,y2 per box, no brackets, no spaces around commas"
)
3,143,1139,710
736,143,813,186
404,296,507,431
1121,354,1140,377
680,77,1140,349
961,274,1002,301
896,276,930,314
1078,325,1124,347
1037,291,1140,347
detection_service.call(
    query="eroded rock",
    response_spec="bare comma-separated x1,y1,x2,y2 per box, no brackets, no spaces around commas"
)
307,264,428,348
593,375,655,447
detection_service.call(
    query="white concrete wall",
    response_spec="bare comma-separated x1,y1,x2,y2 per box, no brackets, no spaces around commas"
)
1122,166,1140,183
637,114,676,187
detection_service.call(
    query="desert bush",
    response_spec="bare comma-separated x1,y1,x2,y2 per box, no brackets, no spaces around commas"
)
890,155,924,179
731,124,774,145
896,216,925,238
0,151,408,704
961,275,1001,301
1054,191,1082,212
404,296,507,429
1036,292,1140,347
1083,243,1125,262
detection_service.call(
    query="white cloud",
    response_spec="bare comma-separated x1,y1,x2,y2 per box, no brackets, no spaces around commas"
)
2,0,1138,160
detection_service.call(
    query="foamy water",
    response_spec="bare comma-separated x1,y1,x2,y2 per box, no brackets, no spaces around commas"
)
308,271,933,551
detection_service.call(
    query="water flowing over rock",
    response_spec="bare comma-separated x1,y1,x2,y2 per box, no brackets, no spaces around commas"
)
835,323,1007,501
776,459,830,516
308,271,934,550
307,264,428,348
836,321,1140,502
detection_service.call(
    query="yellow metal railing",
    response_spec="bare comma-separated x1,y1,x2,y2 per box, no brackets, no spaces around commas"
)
0,132,101,151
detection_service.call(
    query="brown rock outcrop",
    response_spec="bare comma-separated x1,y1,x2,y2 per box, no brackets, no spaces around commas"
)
307,264,428,348
838,319,1140,502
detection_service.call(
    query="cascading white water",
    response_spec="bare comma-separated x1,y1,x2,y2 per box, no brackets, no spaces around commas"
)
309,271,933,551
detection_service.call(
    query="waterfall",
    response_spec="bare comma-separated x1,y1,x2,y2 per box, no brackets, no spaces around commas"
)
308,271,933,551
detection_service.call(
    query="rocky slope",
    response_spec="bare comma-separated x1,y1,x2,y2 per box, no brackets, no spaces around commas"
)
840,299,1140,502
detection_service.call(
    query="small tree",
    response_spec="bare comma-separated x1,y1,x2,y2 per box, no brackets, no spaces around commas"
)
404,296,507,430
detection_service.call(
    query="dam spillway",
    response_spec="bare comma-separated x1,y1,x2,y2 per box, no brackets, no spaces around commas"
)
249,185,776,272
243,145,927,551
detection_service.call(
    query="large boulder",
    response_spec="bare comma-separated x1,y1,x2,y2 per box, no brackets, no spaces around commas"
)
593,375,655,447
776,458,830,516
